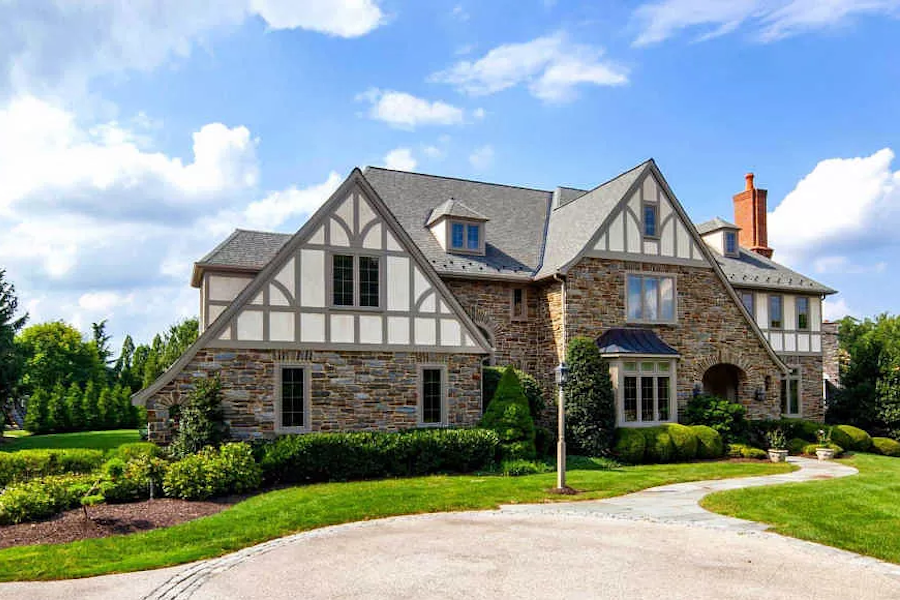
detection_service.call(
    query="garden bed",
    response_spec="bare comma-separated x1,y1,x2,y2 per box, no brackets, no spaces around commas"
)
0,496,240,549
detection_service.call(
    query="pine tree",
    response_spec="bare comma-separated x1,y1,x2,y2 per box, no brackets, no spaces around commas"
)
65,382,85,431
46,382,67,432
117,384,136,427
564,337,617,457
97,386,113,430
479,366,536,460
81,380,99,430
24,388,48,434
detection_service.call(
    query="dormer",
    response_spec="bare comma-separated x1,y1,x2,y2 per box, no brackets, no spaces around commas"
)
698,217,741,258
426,198,489,256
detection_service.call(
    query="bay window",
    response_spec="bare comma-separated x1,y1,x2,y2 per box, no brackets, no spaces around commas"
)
617,360,675,426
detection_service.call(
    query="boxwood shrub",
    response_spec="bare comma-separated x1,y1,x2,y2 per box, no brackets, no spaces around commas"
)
666,424,699,461
613,428,646,464
788,437,808,455
872,437,900,457
690,425,724,459
641,427,676,463
802,442,844,457
163,443,261,501
0,473,94,525
834,425,873,452
107,442,162,462
0,449,105,488
257,428,499,485
727,443,767,460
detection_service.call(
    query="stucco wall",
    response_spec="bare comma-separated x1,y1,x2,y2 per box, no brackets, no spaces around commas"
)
144,349,484,443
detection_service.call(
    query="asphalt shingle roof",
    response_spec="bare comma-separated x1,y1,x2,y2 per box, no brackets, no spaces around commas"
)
425,198,490,225
696,217,739,235
197,229,291,269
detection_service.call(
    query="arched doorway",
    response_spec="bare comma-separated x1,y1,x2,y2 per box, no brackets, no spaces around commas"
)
702,364,744,401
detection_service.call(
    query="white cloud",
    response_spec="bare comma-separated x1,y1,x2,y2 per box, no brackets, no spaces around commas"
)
383,148,417,171
0,0,384,99
430,33,627,103
469,145,494,170
768,148,900,265
823,297,854,321
238,173,343,231
451,4,470,21
812,256,887,275
422,145,445,160
357,89,469,129
633,0,900,46
78,291,135,313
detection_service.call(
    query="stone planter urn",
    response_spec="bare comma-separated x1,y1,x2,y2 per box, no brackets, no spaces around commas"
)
768,449,788,463
816,447,835,461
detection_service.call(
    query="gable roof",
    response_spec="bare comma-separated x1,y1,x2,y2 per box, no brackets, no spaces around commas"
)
191,229,291,286
135,169,493,405
696,217,739,235
425,198,490,225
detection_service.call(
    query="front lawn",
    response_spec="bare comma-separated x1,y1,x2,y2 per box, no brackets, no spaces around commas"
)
0,459,790,581
0,430,141,452
702,453,900,563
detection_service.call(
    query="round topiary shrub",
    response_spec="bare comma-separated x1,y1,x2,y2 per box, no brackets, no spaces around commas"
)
872,437,900,457
788,437,808,455
802,442,844,457
690,425,724,459
665,423,698,461
727,443,767,460
613,428,646,464
642,426,675,463
835,425,873,451
828,426,854,451
479,366,536,460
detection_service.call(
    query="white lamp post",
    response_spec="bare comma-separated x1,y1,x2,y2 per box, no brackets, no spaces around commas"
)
555,362,569,490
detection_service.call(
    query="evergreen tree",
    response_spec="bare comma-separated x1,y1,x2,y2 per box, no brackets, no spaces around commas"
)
90,320,114,384
0,270,28,428
479,366,536,460
118,384,137,427
170,377,228,458
564,337,617,457
23,388,48,434
81,380,99,430
65,382,85,431
97,386,113,430
46,382,67,432
114,335,136,388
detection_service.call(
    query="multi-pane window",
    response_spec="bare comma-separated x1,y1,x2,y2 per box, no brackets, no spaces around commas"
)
420,368,444,425
627,274,675,323
643,203,658,237
740,291,754,316
280,367,306,429
511,288,527,320
449,221,483,252
780,367,801,417
796,297,810,330
769,295,783,329
359,256,379,308
332,255,354,306
451,223,464,248
332,254,380,308
621,361,674,425
466,224,480,250
725,231,738,255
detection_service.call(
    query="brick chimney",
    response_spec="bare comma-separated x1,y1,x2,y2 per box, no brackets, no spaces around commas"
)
733,173,773,258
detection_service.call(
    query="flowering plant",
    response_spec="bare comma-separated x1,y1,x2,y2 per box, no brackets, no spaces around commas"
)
816,427,832,447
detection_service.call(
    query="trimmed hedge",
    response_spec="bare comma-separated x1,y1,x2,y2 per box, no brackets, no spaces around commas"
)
0,449,105,488
727,443,767,460
690,425,724,459
482,366,545,419
163,443,261,501
872,437,900,457
802,443,844,457
788,437,808,455
107,442,162,462
834,425,873,452
828,426,854,451
613,428,646,464
257,428,500,485
0,473,94,525
667,424,699,461
641,427,676,463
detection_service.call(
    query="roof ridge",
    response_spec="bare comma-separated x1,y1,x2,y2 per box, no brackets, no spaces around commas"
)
552,158,653,211
363,166,553,194
232,228,293,236
196,229,242,264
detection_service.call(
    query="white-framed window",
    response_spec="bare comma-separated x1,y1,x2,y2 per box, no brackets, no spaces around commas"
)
725,231,738,256
740,290,755,316
626,274,676,323
276,365,311,433
418,365,447,426
449,220,484,254
615,359,676,426
643,203,659,238
331,253,381,309
769,294,783,329
796,297,810,331
510,287,527,321
781,366,801,417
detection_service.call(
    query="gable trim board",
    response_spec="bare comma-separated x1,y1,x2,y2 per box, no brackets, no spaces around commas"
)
553,160,788,375
134,169,492,406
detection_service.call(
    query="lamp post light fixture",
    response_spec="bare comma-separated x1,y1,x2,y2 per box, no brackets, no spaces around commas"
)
555,362,569,490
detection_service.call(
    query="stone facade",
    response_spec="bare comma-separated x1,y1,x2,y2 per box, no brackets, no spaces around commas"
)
782,354,825,422
821,321,840,387
145,349,483,443
563,257,786,420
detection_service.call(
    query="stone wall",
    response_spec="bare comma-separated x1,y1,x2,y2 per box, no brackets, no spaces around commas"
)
563,257,786,420
782,354,825,422
821,321,840,387
143,349,483,443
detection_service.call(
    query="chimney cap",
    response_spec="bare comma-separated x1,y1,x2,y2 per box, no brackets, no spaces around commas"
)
745,173,755,190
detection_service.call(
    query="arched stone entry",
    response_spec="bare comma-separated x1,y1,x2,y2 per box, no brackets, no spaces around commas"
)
702,364,745,401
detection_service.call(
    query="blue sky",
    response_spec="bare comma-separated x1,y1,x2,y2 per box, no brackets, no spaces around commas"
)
0,0,898,350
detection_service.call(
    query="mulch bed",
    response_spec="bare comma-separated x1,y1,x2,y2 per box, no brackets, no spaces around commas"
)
0,497,242,549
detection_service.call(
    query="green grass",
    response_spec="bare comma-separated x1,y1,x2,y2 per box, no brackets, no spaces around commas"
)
0,430,141,452
702,453,900,563
0,459,790,581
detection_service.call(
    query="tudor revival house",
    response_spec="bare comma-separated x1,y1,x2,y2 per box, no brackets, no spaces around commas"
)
135,161,836,442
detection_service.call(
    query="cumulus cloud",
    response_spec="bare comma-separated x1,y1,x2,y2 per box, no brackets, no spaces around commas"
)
469,145,494,170
633,0,900,46
768,148,900,266
357,89,472,129
0,0,384,98
430,33,628,103
383,148,417,171
812,256,887,275
823,297,854,321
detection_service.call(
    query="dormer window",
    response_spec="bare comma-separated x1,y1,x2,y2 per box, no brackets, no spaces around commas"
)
724,231,738,256
426,198,489,256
